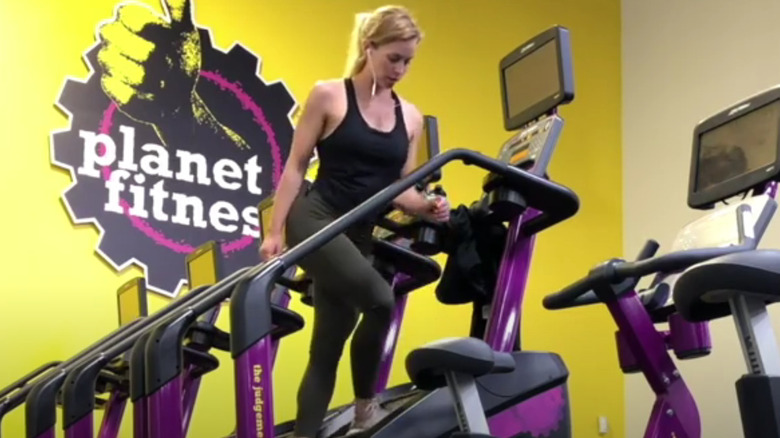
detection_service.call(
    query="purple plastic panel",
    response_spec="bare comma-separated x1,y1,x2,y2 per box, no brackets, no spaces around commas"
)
485,210,539,352
34,428,55,438
64,414,93,438
375,276,406,393
98,393,127,438
133,398,149,438
488,386,569,437
181,371,200,435
765,181,779,197
668,313,711,360
644,393,698,438
181,305,223,435
484,208,573,437
606,292,700,438
616,330,640,373
147,376,184,438
234,337,275,438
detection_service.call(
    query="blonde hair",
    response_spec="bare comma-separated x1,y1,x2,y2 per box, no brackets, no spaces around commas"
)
343,6,423,78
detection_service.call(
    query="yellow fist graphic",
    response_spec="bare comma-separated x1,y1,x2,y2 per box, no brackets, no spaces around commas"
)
96,0,247,149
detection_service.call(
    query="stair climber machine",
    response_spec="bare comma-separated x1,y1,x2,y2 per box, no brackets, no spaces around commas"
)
670,86,780,438
0,277,148,438
309,25,579,438
543,86,780,437
22,25,581,438
14,240,304,438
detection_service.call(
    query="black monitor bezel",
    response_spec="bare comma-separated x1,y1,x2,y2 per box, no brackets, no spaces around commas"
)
688,86,780,209
420,115,441,183
116,277,148,327
499,25,575,131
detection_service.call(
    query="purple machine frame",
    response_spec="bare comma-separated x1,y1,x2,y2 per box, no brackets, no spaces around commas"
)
61,275,294,438
133,278,300,438
609,288,705,438
60,360,134,438
543,182,779,438
483,209,571,438
609,182,778,437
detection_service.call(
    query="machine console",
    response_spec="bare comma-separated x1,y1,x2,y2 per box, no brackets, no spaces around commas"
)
650,87,780,307
689,86,780,209
675,86,780,248
671,194,776,252
499,25,574,132
494,25,574,178
497,115,564,176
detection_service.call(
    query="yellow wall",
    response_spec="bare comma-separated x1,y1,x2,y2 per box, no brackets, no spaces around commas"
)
0,1,623,437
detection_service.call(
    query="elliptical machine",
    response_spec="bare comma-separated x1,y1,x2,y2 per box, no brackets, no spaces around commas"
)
671,86,780,438
543,86,780,437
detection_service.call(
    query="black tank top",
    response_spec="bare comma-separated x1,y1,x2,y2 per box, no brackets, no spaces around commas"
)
311,78,409,220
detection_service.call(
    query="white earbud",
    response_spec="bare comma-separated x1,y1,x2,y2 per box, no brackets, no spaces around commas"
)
367,48,377,98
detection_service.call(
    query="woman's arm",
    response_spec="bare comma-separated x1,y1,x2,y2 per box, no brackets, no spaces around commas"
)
266,84,330,237
392,107,434,215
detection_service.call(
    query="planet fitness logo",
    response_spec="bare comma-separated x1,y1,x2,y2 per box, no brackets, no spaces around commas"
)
50,0,296,297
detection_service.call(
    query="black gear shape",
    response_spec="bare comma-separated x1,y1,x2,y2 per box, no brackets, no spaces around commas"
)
51,28,296,297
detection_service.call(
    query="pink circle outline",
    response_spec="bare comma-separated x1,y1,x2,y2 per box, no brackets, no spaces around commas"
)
97,70,284,255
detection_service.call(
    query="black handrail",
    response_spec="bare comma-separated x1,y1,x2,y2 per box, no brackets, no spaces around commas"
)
50,148,576,368
281,149,578,269
229,148,579,357
0,362,61,400
542,238,757,310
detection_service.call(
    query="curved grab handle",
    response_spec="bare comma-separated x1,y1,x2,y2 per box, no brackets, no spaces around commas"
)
281,148,579,270
543,239,661,310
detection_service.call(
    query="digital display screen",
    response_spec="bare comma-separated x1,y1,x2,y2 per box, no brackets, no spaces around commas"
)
117,279,145,326
187,244,218,290
696,100,780,192
416,124,432,167
503,40,560,122
259,197,274,238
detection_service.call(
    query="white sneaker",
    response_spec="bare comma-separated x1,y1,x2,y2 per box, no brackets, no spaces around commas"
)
348,398,390,433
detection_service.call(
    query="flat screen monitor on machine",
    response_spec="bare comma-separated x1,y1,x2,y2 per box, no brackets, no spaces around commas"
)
116,277,148,327
688,88,780,209
186,241,221,290
494,26,574,175
499,25,574,132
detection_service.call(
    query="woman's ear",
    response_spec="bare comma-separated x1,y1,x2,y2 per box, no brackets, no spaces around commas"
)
364,41,377,56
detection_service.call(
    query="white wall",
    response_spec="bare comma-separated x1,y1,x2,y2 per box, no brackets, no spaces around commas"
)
622,0,780,436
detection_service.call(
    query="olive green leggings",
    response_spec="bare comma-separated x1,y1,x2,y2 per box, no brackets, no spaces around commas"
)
285,188,395,437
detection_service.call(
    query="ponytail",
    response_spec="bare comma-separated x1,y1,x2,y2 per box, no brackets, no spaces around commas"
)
343,12,372,78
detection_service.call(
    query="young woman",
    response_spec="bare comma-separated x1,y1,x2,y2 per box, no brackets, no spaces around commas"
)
259,6,449,437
